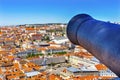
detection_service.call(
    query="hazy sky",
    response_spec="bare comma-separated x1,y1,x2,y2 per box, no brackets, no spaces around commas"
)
0,0,120,25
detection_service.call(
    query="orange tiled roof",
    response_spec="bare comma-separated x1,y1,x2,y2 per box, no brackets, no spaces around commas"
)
74,52,93,59
0,68,2,74
4,70,11,75
11,49,16,53
71,75,99,80
0,32,2,35
7,55,14,60
48,41,56,44
47,46,66,50
24,67,33,72
7,75,18,79
13,63,20,69
0,51,9,54
95,64,108,70
37,47,47,51
100,76,113,79
26,28,35,30
49,74,62,80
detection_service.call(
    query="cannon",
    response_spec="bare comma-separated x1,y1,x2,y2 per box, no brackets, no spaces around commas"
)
67,14,120,77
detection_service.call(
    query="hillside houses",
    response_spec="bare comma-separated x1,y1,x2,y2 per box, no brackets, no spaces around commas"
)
0,25,118,80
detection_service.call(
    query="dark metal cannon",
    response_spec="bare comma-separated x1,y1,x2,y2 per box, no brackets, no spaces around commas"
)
67,14,120,77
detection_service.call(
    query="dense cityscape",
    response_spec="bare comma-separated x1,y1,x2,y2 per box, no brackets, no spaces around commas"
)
0,24,118,80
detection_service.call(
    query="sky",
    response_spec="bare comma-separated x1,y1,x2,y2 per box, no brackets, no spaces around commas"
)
0,0,120,25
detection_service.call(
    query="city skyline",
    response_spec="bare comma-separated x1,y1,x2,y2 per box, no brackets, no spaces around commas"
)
0,0,120,25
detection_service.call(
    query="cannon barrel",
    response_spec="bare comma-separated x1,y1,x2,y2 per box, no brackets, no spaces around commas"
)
67,14,120,77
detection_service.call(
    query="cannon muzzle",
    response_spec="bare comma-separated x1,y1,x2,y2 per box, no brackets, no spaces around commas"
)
67,14,120,77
